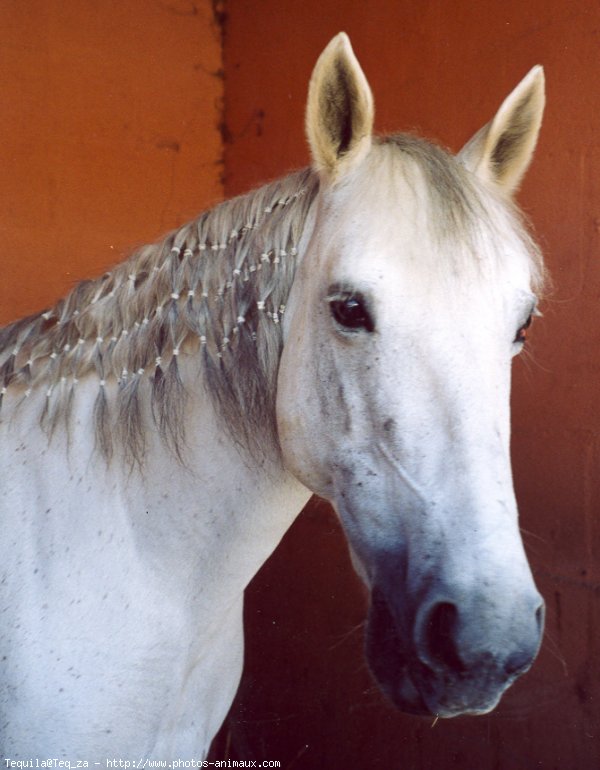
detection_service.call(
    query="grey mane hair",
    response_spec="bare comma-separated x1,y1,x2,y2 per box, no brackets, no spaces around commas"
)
0,167,319,463
0,134,544,465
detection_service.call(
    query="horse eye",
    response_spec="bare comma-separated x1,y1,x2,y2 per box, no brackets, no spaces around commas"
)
514,314,533,344
329,294,374,332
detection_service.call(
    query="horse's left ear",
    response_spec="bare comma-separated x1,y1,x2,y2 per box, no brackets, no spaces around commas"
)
458,66,545,196
306,33,374,184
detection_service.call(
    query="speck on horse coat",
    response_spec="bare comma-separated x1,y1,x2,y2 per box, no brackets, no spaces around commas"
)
0,34,546,760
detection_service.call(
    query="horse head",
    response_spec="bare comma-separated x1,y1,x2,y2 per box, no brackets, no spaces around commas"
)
277,33,545,717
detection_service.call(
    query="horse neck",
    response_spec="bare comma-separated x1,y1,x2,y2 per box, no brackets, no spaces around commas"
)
0,168,320,601
108,359,312,600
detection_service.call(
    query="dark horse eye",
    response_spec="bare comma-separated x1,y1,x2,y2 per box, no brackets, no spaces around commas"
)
329,293,374,332
514,314,533,344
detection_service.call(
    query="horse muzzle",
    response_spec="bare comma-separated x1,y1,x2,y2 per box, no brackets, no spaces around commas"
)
365,581,545,717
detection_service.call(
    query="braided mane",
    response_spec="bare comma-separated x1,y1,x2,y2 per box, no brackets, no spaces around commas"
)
0,168,319,461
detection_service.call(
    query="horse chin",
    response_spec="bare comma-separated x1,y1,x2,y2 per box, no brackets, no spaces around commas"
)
400,670,505,719
365,587,429,715
365,636,504,719
364,629,430,716
374,668,431,716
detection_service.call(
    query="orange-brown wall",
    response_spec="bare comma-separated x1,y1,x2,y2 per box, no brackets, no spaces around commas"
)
221,3,600,769
0,0,223,325
2,3,600,769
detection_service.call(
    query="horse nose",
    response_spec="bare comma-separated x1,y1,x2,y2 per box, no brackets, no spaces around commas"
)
421,601,465,673
415,593,545,678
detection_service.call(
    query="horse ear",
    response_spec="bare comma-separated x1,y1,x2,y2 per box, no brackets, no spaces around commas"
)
458,66,545,196
306,33,374,183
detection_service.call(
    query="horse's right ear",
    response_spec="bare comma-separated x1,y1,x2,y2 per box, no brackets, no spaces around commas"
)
306,33,374,184
458,66,545,197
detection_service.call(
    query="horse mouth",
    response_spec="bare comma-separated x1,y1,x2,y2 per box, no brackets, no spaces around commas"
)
370,663,506,719
365,587,512,718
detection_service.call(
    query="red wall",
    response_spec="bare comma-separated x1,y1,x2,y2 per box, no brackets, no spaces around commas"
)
0,0,223,325
221,3,600,769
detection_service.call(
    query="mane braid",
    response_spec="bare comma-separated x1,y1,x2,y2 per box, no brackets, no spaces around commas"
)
0,168,320,463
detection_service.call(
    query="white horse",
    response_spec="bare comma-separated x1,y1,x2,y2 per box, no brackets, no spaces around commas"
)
1,34,546,760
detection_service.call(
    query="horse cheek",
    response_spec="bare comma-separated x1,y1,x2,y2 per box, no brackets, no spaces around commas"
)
276,349,331,496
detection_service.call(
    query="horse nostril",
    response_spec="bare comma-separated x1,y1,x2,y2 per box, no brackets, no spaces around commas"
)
504,649,534,677
424,601,466,674
535,602,545,633
504,602,544,677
